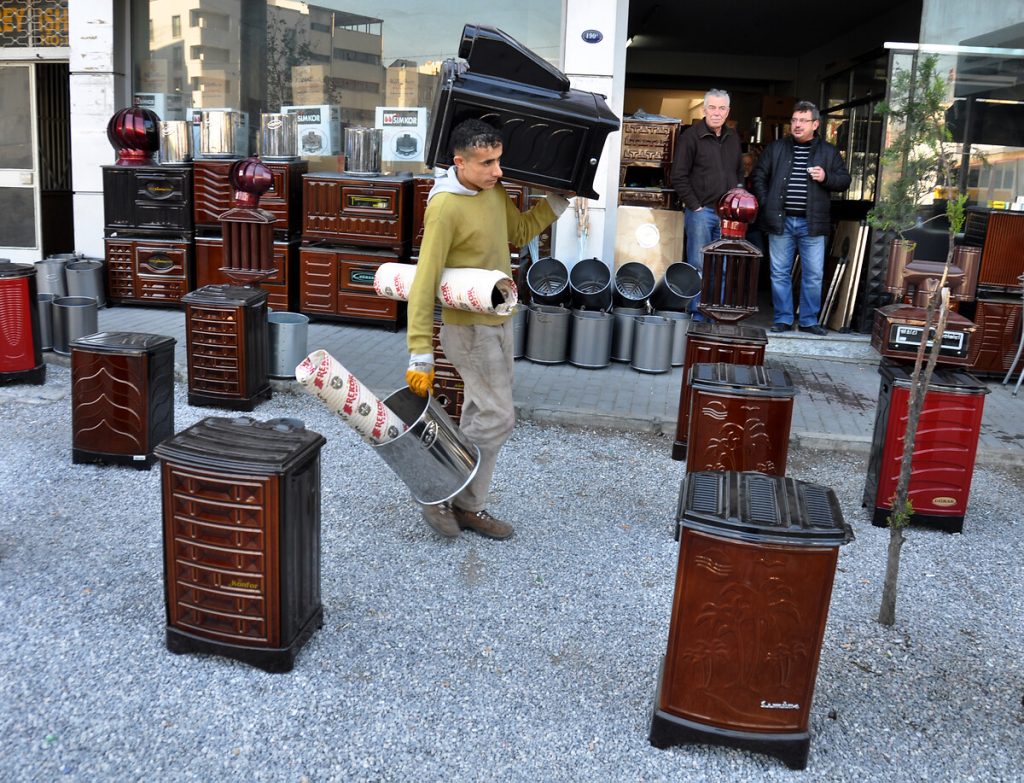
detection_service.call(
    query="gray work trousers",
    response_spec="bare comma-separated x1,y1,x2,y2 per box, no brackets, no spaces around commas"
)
439,319,515,512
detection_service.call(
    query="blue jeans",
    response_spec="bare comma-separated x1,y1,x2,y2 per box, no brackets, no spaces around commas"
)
768,217,825,327
684,207,721,318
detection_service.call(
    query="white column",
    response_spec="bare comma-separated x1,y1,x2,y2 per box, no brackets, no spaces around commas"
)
556,0,627,268
70,0,127,257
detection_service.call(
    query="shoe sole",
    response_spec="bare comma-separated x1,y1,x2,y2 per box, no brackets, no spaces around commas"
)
457,523,514,541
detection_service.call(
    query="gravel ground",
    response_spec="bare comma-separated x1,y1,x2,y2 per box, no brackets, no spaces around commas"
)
0,364,1021,782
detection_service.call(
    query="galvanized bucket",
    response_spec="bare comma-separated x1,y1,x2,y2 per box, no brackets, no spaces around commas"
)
65,259,106,308
260,113,298,160
36,293,56,351
157,120,193,164
569,309,612,369
611,306,645,362
373,387,480,505
526,257,570,306
614,261,655,307
268,312,309,379
650,262,701,311
569,257,612,310
654,309,691,366
525,304,571,364
34,257,69,297
630,315,673,374
52,296,98,355
344,127,383,175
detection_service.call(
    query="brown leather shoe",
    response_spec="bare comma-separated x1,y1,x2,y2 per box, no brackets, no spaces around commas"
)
421,502,460,538
452,507,514,540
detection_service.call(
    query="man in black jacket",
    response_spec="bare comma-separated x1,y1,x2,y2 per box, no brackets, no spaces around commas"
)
751,101,851,334
671,89,743,319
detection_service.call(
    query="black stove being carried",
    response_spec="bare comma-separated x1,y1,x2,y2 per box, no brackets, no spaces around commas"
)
426,24,620,200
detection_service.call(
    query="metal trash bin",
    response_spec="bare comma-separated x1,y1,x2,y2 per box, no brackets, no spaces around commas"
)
526,257,570,306
650,262,701,311
569,257,612,310
650,471,854,770
52,296,99,356
614,261,655,307
37,293,56,351
374,387,481,505
655,310,690,366
34,257,70,298
525,304,571,364
611,306,645,362
569,309,612,368
631,315,673,373
268,311,309,379
65,259,106,308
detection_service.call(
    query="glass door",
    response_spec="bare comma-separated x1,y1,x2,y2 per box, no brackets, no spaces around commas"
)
0,63,40,262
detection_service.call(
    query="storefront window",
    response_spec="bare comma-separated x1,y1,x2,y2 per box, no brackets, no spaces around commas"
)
130,0,563,171
820,54,886,202
880,44,1024,215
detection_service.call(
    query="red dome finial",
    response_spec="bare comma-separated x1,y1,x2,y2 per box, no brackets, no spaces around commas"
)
229,156,274,208
107,107,161,165
716,187,759,239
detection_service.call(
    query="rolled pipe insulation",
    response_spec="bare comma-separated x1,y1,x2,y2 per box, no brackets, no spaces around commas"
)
295,349,405,445
373,262,519,315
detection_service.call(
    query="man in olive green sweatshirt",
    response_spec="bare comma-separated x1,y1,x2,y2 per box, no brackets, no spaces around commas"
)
405,118,568,540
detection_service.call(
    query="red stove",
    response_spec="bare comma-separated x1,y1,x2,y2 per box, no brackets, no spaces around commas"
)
863,359,989,533
0,262,45,385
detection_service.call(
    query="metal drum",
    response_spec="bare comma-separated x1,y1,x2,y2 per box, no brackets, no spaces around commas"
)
157,120,192,164
260,113,298,160
569,309,613,369
200,110,246,158
344,127,383,175
373,387,480,505
525,304,571,364
655,310,691,366
631,315,673,374
611,306,645,362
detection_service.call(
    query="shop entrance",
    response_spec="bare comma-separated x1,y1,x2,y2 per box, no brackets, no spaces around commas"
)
0,61,72,262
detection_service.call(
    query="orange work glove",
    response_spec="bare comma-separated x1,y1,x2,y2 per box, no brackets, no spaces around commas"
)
406,362,434,397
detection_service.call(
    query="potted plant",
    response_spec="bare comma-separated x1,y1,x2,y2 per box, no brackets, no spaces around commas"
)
866,52,969,626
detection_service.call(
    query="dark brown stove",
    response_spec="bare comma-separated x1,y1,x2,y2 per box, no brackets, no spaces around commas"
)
155,416,326,672
182,284,271,410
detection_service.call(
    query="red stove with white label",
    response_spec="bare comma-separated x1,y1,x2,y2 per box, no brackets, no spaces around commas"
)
863,359,989,533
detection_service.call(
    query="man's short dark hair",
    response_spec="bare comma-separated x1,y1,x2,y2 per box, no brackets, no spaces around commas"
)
450,118,503,156
792,100,820,122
